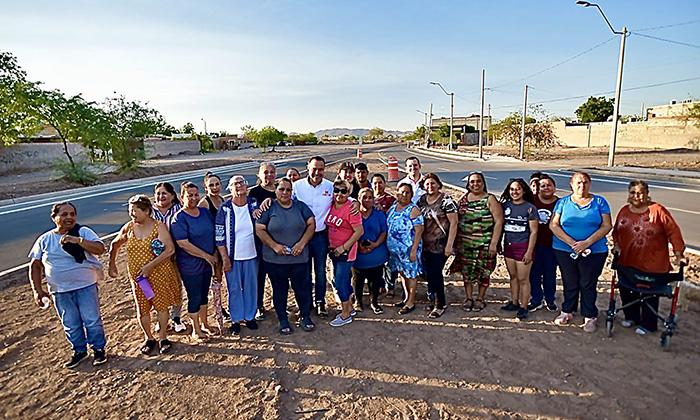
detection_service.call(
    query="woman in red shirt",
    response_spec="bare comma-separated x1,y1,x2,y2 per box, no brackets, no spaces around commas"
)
327,179,364,327
612,179,688,335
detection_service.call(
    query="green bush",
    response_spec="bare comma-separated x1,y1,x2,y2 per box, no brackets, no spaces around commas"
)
55,159,98,186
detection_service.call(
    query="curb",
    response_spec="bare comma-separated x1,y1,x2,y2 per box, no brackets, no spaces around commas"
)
570,167,700,186
0,150,350,209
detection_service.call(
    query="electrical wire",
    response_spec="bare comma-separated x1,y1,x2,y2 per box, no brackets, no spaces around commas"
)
490,36,616,90
633,32,700,49
491,76,700,109
633,19,700,32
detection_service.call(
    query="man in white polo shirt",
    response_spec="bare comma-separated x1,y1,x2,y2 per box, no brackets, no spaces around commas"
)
398,156,426,204
292,156,334,317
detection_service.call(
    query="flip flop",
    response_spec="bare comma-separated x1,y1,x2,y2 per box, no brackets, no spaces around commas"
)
462,299,474,312
278,320,294,335
159,339,172,354
473,299,486,312
427,308,445,319
300,317,316,332
397,305,415,315
140,339,157,355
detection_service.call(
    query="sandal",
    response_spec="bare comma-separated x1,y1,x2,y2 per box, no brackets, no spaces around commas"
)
397,305,415,315
278,321,294,335
192,333,210,343
462,299,474,312
140,339,157,355
394,301,406,308
428,308,445,319
159,339,172,354
473,299,486,312
300,317,315,332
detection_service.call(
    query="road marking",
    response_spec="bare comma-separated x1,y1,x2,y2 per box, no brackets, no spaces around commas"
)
551,172,700,194
0,232,119,278
666,206,700,216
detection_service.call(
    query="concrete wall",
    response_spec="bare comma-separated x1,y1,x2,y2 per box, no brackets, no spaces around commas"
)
552,120,700,150
144,139,200,158
0,139,201,174
0,142,89,173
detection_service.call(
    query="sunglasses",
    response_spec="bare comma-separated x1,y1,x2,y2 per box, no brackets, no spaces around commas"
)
333,187,349,195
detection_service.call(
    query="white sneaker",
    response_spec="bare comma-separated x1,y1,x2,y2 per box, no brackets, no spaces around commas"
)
554,312,573,325
582,317,597,333
329,314,353,327
635,327,650,336
172,319,187,333
621,320,635,328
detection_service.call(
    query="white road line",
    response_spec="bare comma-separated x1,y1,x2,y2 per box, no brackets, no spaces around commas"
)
0,232,119,278
551,172,700,194
438,167,452,171
666,206,700,216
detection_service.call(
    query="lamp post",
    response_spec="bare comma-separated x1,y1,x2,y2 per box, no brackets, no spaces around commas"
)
430,82,454,150
201,118,208,135
576,0,627,167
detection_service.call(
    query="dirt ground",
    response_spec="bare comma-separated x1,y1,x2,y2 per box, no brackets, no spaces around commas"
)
453,145,700,170
2,158,700,420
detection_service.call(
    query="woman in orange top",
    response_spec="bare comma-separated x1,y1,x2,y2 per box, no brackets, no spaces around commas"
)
612,179,688,335
109,195,181,355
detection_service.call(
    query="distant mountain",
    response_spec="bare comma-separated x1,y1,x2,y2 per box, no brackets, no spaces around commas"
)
314,128,409,138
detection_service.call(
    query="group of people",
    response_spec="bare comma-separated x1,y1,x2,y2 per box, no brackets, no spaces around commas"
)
28,155,688,369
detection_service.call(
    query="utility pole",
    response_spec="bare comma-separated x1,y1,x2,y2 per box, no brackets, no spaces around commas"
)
608,27,627,167
449,92,454,150
478,69,485,159
201,118,208,135
520,85,528,160
428,102,433,145
488,104,492,145
641,101,645,121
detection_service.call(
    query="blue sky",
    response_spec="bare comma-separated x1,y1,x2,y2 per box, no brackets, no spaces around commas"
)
2,0,699,133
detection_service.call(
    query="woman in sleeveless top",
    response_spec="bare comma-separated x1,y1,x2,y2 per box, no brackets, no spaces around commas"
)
198,172,228,327
450,172,504,312
109,195,180,355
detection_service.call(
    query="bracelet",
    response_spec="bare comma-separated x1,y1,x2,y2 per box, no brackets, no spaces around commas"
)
79,237,84,245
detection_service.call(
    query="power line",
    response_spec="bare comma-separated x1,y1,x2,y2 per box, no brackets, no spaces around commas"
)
492,76,700,110
490,36,616,90
633,32,700,49
633,19,700,32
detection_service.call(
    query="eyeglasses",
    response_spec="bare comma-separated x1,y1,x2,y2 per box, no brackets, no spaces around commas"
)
232,180,247,187
333,187,349,194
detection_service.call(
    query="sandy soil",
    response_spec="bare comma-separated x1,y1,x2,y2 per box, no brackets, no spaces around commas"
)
2,157,699,419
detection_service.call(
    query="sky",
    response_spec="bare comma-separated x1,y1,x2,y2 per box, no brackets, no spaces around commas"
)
2,0,699,134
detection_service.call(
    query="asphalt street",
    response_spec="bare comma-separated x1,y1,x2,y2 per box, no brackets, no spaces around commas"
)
0,149,357,274
382,145,700,253
3,144,698,275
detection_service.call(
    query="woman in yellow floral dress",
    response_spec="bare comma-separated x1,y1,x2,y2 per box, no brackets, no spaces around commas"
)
109,194,180,355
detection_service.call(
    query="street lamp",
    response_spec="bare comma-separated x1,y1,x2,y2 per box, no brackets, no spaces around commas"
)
430,81,454,150
576,1,627,167
201,118,208,135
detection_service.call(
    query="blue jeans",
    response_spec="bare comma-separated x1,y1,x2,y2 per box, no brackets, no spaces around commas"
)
331,256,354,303
53,283,106,353
226,258,258,322
267,262,311,323
181,268,212,314
307,231,329,304
529,245,558,304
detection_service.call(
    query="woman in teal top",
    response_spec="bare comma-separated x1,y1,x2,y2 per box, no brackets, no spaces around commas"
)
550,172,612,333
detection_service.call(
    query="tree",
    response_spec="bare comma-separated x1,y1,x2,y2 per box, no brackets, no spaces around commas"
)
181,122,195,134
101,95,169,169
682,102,700,127
369,127,384,139
241,125,287,151
575,96,614,123
0,51,42,146
491,109,558,155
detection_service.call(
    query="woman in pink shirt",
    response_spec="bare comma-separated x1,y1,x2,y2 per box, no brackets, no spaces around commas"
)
326,179,364,327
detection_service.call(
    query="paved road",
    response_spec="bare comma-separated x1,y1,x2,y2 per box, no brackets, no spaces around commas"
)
0,148,359,274
383,145,700,253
